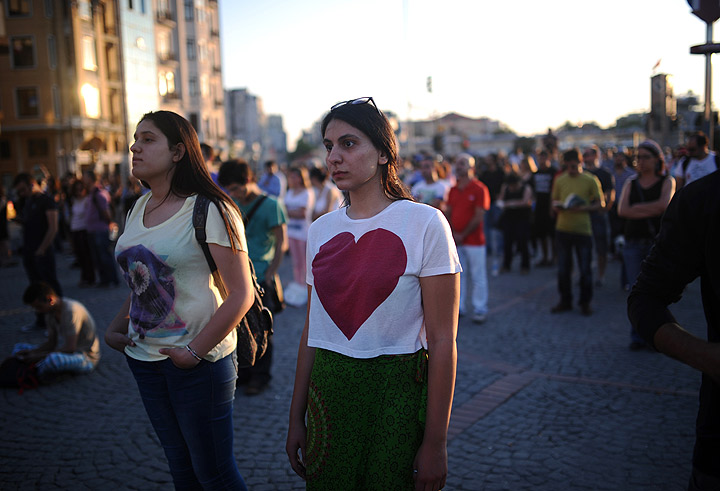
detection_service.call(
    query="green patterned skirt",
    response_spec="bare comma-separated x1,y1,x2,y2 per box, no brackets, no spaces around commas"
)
306,348,428,491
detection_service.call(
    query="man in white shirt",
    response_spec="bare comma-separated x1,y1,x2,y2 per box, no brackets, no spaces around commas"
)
674,132,718,188
411,157,448,209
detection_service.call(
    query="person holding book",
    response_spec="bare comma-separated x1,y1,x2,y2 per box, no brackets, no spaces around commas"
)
550,148,604,315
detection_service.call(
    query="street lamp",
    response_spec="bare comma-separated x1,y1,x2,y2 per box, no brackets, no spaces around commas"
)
688,0,720,148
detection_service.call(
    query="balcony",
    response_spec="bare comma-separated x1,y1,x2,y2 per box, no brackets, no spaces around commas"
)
158,52,178,64
156,10,176,26
162,92,181,102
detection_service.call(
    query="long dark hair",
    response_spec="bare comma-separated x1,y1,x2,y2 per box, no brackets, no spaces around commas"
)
321,101,413,205
137,110,243,252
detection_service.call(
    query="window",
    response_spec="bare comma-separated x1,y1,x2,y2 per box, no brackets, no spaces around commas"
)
82,36,97,71
48,35,57,69
187,39,195,60
81,83,100,118
128,0,133,9
140,0,146,14
157,31,170,59
189,77,198,97
189,113,199,132
158,72,168,96
78,0,91,20
200,74,209,97
7,0,31,17
11,36,35,68
198,40,207,63
0,140,11,160
158,71,175,97
44,0,53,17
16,87,40,117
28,138,49,157
52,85,61,119
166,72,175,94
184,0,193,20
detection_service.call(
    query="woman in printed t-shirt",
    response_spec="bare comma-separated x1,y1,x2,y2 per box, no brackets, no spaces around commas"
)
286,97,461,490
105,110,254,490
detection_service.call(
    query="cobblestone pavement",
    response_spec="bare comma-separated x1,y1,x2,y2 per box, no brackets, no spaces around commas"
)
0,246,704,490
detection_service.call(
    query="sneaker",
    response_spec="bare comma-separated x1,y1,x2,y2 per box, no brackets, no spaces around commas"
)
580,303,593,316
550,303,572,314
472,313,487,324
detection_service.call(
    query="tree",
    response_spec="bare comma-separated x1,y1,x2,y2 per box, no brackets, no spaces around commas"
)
288,138,317,162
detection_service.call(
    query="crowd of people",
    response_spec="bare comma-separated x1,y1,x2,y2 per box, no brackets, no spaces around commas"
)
2,108,720,488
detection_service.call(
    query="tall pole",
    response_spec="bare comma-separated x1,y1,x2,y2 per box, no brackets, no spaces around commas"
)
706,22,714,149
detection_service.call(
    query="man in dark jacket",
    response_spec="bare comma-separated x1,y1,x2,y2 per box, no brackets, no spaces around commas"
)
628,170,720,490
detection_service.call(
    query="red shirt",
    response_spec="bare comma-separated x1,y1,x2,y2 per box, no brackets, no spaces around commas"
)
447,178,490,246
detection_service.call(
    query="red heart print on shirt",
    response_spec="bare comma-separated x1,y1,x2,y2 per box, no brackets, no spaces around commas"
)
312,229,407,340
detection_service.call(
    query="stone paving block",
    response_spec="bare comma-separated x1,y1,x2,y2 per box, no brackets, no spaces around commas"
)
0,252,707,489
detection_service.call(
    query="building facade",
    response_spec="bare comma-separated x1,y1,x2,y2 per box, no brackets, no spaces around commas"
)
226,87,287,169
158,0,225,152
0,0,227,187
0,0,127,186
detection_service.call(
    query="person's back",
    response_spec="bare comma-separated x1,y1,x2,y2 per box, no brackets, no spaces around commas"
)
628,171,720,487
12,283,99,380
218,158,287,395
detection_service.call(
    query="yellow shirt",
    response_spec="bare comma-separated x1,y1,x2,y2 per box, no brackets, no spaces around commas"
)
551,172,603,236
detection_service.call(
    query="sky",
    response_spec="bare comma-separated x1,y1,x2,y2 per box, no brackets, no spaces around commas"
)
219,0,720,148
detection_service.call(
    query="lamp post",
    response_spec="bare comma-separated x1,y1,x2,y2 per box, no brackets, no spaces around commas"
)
688,0,720,149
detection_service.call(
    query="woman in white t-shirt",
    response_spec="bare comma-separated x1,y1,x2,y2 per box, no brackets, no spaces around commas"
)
284,165,315,305
286,98,461,490
105,110,254,490
310,166,342,221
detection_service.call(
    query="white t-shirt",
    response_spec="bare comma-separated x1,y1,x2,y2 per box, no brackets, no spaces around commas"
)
306,199,461,359
115,193,247,362
70,196,88,232
411,180,449,205
313,182,342,216
674,151,717,185
285,188,315,241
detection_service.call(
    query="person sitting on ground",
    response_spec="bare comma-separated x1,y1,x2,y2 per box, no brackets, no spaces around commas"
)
12,282,100,380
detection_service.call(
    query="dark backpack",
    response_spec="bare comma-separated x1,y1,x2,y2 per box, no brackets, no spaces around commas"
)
192,194,273,368
0,357,40,393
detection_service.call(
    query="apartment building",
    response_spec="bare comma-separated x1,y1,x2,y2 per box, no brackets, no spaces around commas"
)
158,0,225,152
0,0,127,185
0,0,226,186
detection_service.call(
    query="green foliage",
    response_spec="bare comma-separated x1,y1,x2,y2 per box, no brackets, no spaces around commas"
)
288,138,317,162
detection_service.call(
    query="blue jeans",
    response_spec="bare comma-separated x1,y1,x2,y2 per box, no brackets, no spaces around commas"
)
13,343,96,377
623,240,653,344
457,244,488,316
126,354,247,491
555,231,593,305
484,203,504,257
88,230,118,285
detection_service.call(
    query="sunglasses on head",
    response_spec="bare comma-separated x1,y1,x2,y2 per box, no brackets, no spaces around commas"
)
330,97,380,113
